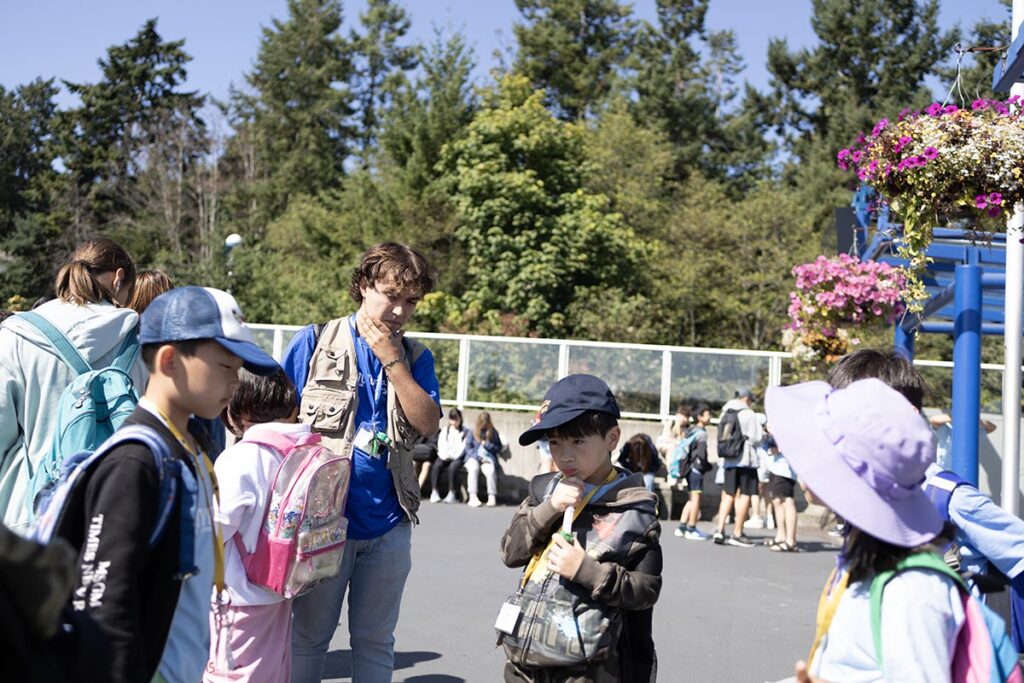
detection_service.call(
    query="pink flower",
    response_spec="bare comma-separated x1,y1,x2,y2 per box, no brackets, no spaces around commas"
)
923,147,939,160
972,99,988,111
871,118,889,137
926,102,943,116
989,192,1003,206
851,150,863,163
943,105,958,114
976,195,988,209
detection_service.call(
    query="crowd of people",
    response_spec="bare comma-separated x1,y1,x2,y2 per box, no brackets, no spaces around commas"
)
3,236,1024,683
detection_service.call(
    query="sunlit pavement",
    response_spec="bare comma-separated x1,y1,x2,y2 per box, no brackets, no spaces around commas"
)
322,502,839,683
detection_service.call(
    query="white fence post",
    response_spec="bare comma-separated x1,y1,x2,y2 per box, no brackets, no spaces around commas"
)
768,355,783,387
660,350,672,416
456,337,470,409
557,342,570,379
272,328,285,362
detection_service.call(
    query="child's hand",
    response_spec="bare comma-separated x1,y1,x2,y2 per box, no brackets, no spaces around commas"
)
794,660,829,683
549,477,584,512
356,308,404,365
547,534,586,579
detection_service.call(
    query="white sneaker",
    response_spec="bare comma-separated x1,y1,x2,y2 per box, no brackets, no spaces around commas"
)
468,497,482,508
486,495,497,507
429,491,442,503
743,516,766,530
443,493,456,504
766,515,776,529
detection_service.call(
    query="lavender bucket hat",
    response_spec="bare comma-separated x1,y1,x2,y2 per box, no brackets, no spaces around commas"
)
765,377,942,547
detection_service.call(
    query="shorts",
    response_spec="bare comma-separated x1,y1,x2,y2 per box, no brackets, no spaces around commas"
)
768,473,796,499
723,467,759,497
686,469,704,493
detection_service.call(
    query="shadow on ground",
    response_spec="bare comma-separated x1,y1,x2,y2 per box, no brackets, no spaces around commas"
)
323,650,443,679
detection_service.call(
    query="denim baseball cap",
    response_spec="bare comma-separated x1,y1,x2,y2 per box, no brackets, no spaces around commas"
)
139,286,279,375
766,378,941,547
519,374,620,446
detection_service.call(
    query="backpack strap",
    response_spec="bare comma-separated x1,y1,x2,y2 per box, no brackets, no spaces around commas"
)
17,311,93,376
240,427,322,454
869,551,965,669
111,326,140,374
924,469,971,523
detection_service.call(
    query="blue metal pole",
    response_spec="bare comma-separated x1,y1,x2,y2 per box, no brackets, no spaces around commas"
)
894,324,915,360
952,264,983,484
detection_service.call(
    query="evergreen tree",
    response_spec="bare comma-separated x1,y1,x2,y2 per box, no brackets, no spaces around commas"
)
245,0,354,218
55,18,205,245
0,79,60,302
764,0,956,225
351,0,418,167
937,0,1011,103
513,0,635,120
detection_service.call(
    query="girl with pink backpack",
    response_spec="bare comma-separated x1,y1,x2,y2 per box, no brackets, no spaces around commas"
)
205,369,350,683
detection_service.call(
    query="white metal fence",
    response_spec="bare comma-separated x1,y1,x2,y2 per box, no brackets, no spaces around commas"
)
247,323,1002,420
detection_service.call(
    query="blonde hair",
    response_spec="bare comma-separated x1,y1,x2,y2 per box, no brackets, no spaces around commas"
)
54,238,136,306
128,269,173,313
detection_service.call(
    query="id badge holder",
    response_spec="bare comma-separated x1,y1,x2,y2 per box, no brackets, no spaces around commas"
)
353,424,374,452
495,591,524,637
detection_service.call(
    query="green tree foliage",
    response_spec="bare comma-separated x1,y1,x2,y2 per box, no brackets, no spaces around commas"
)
244,0,354,219
441,75,653,336
351,0,418,167
513,0,635,119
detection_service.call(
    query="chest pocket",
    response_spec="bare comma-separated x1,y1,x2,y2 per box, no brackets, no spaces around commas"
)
301,387,354,434
308,346,352,390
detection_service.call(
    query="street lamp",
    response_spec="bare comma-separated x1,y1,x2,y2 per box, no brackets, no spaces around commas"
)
224,233,243,292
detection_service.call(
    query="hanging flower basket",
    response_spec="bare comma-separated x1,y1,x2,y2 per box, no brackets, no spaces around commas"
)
838,98,1024,309
783,254,906,371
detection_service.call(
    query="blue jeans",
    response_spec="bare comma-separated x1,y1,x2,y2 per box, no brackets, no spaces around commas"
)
291,520,413,683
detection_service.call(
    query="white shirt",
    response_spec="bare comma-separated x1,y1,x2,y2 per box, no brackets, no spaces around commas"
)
213,421,312,605
812,569,965,682
437,425,466,461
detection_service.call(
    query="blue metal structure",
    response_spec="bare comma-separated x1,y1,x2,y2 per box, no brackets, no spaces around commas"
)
851,188,1011,485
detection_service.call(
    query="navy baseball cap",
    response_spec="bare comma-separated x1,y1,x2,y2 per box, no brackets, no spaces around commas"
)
139,286,280,375
519,374,621,446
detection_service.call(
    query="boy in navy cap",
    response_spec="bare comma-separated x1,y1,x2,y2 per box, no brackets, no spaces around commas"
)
53,286,279,683
498,374,662,682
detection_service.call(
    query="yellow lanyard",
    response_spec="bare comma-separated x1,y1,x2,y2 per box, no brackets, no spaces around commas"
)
808,567,850,668
149,403,226,594
521,469,619,588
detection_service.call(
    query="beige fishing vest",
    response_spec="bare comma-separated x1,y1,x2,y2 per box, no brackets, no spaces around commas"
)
299,318,428,523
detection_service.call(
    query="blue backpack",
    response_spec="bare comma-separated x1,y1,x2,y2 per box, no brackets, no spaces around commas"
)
31,424,196,579
18,311,141,519
669,429,700,479
926,470,1024,654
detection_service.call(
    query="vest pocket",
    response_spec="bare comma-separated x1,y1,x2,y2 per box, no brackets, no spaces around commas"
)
309,347,351,389
301,388,353,433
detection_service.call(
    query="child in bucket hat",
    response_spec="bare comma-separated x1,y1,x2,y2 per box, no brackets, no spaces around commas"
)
766,378,964,683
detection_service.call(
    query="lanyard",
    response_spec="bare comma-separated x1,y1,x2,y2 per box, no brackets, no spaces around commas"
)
349,316,386,423
143,399,226,594
808,566,850,669
521,469,619,588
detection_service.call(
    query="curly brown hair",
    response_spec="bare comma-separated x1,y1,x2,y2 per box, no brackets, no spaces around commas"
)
348,242,435,303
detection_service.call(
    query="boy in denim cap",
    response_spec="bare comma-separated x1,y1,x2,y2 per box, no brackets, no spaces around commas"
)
52,286,278,683
499,374,662,682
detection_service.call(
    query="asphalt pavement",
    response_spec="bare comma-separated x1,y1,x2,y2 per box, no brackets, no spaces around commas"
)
321,502,840,683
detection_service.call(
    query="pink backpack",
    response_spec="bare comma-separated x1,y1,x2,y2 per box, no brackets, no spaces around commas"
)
233,428,351,599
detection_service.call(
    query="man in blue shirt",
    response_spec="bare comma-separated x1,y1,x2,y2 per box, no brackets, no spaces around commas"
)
282,243,442,683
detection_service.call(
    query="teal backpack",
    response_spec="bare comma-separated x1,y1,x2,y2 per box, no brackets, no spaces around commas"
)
19,311,141,519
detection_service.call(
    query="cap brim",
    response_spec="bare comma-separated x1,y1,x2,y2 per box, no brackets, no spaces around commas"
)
215,337,280,376
519,407,590,446
766,382,943,548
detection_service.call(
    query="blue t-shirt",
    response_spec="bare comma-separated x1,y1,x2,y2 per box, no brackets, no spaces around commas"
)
281,319,441,540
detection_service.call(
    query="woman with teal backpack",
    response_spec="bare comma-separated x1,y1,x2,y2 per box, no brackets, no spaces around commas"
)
767,378,1021,683
0,238,144,534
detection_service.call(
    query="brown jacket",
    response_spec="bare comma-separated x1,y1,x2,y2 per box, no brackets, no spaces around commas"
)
499,468,662,682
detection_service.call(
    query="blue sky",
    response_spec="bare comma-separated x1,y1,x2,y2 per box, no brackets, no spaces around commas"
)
0,0,1009,108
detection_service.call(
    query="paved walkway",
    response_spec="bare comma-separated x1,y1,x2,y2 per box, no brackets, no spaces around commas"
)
322,503,840,682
